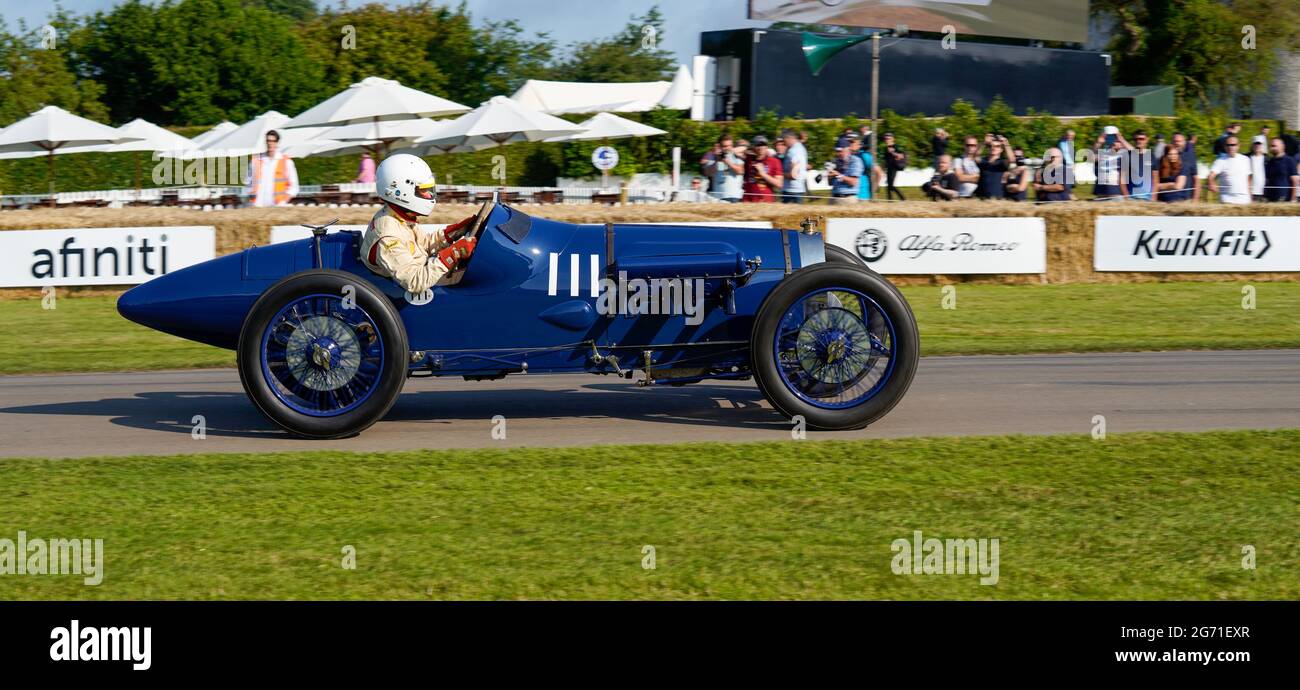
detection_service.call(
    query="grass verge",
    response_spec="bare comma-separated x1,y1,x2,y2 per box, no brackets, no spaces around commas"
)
0,430,1296,600
1,281,1296,374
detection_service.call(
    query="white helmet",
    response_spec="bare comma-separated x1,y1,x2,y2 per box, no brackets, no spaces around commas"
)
376,153,436,216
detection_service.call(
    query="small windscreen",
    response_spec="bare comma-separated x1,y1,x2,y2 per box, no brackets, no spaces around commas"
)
497,206,532,244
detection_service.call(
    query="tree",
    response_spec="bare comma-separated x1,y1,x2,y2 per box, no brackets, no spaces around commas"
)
297,3,453,98
297,2,553,107
245,0,317,21
1092,0,1300,110
0,18,108,127
72,0,325,125
549,6,675,82
426,15,555,105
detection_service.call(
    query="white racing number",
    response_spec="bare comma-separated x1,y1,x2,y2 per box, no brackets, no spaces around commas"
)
547,252,601,298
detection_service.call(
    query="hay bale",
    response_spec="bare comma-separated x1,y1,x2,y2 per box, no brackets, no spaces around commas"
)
1,200,1296,298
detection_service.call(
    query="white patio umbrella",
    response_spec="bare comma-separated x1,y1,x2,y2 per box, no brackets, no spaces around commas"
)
189,121,237,148
193,113,369,168
281,133,382,159
198,111,290,157
74,118,198,191
659,64,694,110
543,112,667,142
413,96,586,154
283,76,469,130
0,105,142,194
315,117,447,158
79,118,195,154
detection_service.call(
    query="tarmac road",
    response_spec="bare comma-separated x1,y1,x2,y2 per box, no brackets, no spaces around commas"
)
0,349,1297,459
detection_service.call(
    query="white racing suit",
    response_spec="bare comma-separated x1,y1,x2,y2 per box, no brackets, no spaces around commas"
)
359,205,454,295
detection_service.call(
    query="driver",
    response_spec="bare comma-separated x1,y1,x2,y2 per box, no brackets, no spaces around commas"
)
360,153,476,294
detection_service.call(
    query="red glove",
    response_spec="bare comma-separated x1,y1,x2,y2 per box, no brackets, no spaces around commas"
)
442,215,475,242
435,237,476,271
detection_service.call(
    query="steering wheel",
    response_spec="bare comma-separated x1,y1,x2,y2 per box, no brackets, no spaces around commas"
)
464,199,496,243
438,200,496,286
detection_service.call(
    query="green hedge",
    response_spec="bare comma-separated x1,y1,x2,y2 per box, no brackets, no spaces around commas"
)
0,101,1284,195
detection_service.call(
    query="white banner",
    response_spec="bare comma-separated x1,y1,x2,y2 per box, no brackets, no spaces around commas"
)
825,217,1046,274
0,227,215,287
1095,216,1300,271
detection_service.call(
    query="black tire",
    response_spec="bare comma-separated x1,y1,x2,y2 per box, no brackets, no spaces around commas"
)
751,263,919,430
823,243,864,267
237,270,408,438
821,242,910,303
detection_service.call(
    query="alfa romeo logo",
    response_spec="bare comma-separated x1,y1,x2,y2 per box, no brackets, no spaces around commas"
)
854,228,887,263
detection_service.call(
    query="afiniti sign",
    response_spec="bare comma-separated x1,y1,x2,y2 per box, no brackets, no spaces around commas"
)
1095,216,1300,271
824,217,1046,274
0,227,215,287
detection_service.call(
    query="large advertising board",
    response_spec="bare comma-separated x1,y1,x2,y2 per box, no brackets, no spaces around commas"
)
0,227,216,287
748,0,1089,44
1095,216,1300,272
825,217,1046,274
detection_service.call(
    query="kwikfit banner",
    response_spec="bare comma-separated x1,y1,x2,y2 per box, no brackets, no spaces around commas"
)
1094,216,1300,271
825,217,1046,274
0,227,216,287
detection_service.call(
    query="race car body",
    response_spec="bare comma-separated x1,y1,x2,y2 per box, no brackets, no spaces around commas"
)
119,202,918,438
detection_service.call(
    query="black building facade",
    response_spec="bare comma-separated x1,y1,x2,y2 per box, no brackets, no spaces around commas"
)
699,29,1110,120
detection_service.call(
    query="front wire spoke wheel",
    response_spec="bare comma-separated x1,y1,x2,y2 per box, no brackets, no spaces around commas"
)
776,288,894,409
259,293,386,418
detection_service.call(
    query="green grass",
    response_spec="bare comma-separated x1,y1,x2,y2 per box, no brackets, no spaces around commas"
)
2,281,1296,374
909,281,1300,355
0,431,1295,600
0,294,234,375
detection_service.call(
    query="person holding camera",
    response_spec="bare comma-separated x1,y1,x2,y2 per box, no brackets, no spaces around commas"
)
1003,147,1032,201
829,139,865,204
1093,126,1131,201
932,128,949,167
711,137,746,202
921,154,960,201
975,133,1014,199
743,135,784,202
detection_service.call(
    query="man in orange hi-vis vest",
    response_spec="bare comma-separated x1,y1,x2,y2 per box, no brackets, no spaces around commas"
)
245,130,299,207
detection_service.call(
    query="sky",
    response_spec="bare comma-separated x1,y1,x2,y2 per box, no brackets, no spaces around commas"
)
1,0,767,65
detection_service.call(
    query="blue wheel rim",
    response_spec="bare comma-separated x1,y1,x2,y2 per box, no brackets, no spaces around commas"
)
259,293,386,417
772,287,897,410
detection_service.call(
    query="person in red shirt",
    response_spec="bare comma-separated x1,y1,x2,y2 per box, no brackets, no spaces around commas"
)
744,135,784,202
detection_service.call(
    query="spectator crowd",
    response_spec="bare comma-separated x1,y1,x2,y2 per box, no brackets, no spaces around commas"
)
696,122,1300,204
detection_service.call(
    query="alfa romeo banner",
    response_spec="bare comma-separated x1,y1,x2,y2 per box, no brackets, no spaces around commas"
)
824,217,1047,274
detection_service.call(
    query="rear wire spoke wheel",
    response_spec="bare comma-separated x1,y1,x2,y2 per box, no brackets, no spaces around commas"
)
238,270,408,438
751,263,918,430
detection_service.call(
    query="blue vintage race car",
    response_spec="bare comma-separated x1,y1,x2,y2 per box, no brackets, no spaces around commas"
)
118,202,918,438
